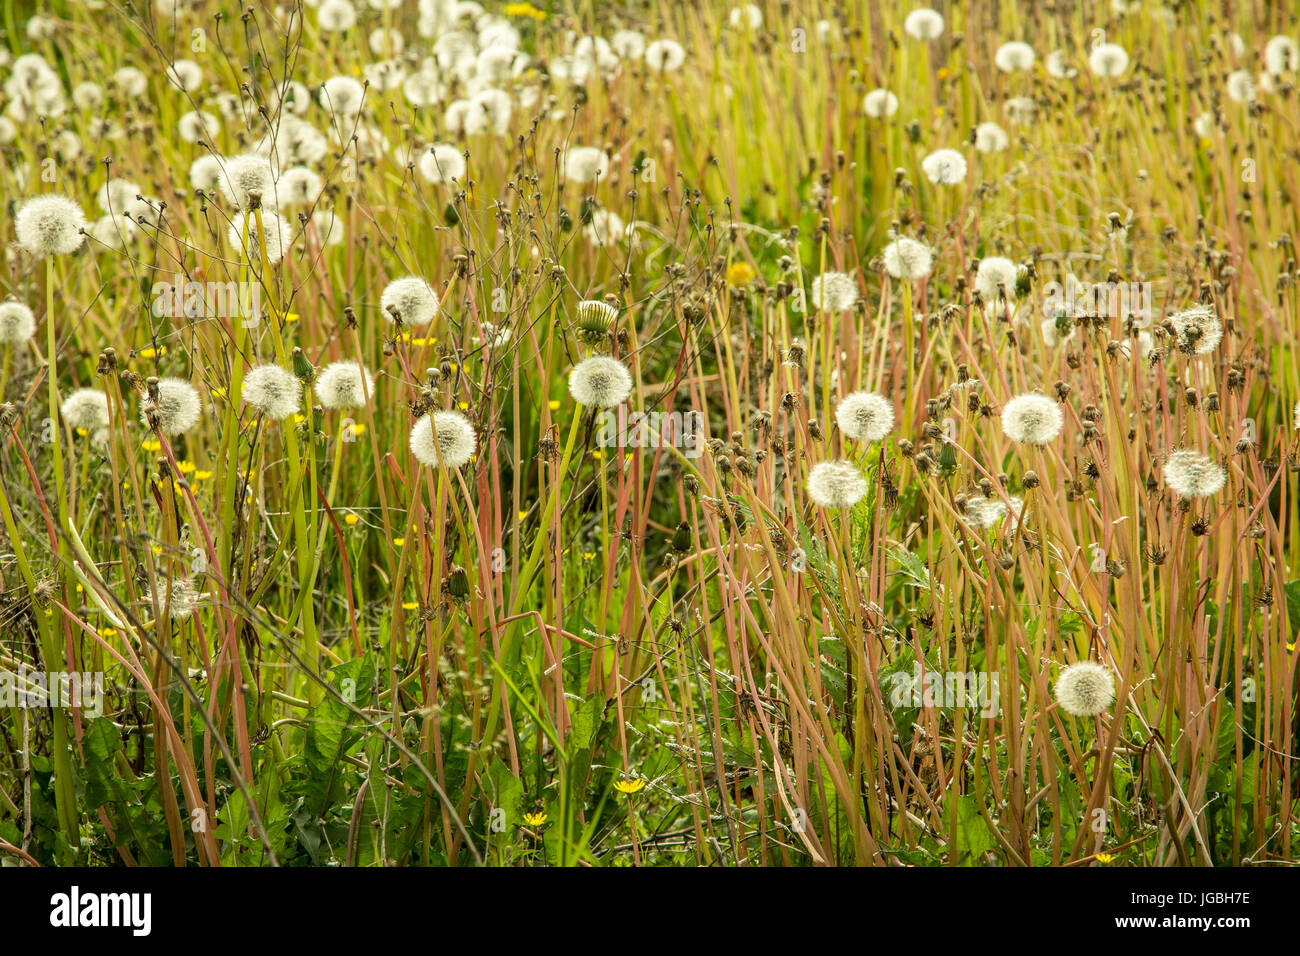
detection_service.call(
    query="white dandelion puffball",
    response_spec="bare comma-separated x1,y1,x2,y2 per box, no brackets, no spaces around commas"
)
1000,393,1064,445
569,356,633,408
612,30,646,60
1169,305,1222,355
904,8,944,41
320,75,366,116
113,66,148,98
145,577,202,621
583,208,629,247
564,146,610,184
15,195,87,256
242,364,302,420
921,148,967,186
961,494,1023,530
142,378,202,435
863,89,899,118
189,155,225,192
1045,50,1077,79
312,208,344,247
836,392,895,443
178,110,219,144
1163,450,1226,499
227,211,292,264
61,388,110,432
1003,96,1038,125
277,166,323,207
644,39,685,72
410,410,476,469
1040,318,1078,348
994,41,1035,73
882,237,934,280
419,143,466,184
381,276,439,326
811,272,859,312
316,360,375,409
1265,36,1299,75
975,256,1019,308
165,59,204,92
218,153,276,209
403,70,445,108
1088,43,1130,78
0,301,37,344
974,121,1010,153
807,460,868,510
317,0,357,32
728,4,762,29
1055,661,1116,717
1226,70,1256,103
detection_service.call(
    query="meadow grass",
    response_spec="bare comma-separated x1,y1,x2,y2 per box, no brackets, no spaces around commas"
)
0,0,1297,867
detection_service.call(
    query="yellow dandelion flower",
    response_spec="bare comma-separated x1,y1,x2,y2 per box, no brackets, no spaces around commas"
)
142,439,161,452
195,470,213,480
138,345,167,359
393,537,405,547
284,312,300,323
344,513,360,526
522,811,548,826
726,261,756,287
212,387,228,400
98,627,117,637
548,399,560,411
457,401,469,410
505,2,546,20
401,601,419,611
613,776,645,794
345,422,367,436
76,427,89,437
176,460,196,474
1096,852,1115,863
582,551,596,561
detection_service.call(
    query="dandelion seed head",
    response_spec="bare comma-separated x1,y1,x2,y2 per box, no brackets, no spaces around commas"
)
806,460,867,510
277,165,323,206
644,39,685,72
178,110,219,144
961,494,1024,530
381,275,439,326
1169,305,1222,355
863,88,899,117
1265,35,1299,75
728,4,762,29
1088,42,1130,78
1226,69,1256,103
218,153,277,209
994,41,1035,73
227,210,292,264
0,301,36,344
316,360,375,409
568,356,633,408
1055,661,1115,716
1045,50,1077,79
112,66,147,98
882,237,934,280
189,155,224,192
410,410,476,468
15,195,86,256
611,30,646,60
921,148,967,185
61,387,110,432
904,8,944,41
242,364,302,419
320,75,366,115
563,145,609,183
1162,450,1226,499
317,0,358,32
145,576,203,621
1000,393,1063,445
974,121,1009,153
811,271,859,311
142,378,203,435
836,391,895,443
975,256,1019,309
419,143,466,183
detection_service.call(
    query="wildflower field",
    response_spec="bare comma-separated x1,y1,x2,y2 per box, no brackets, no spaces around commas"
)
0,0,1298,870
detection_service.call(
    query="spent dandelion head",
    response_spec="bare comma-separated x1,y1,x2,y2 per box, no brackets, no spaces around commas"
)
811,271,859,311
882,237,934,280
15,195,87,256
568,355,633,408
0,300,36,344
1162,449,1226,499
410,409,476,468
921,148,967,186
141,377,202,435
1054,661,1116,716
807,460,868,510
242,364,302,420
835,391,895,443
1000,393,1064,445
316,360,376,409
